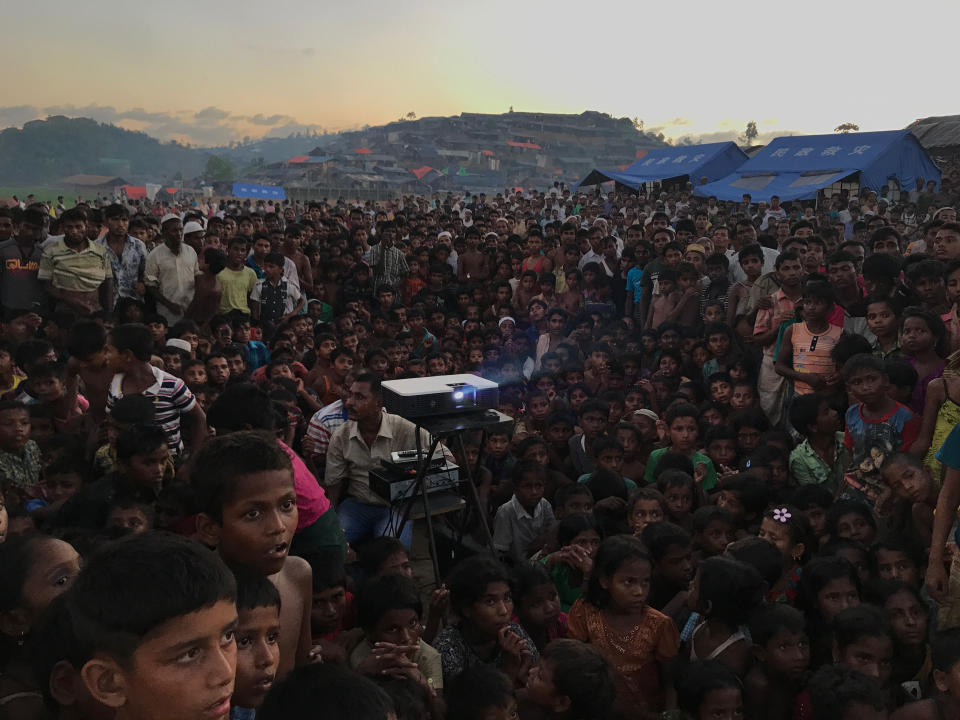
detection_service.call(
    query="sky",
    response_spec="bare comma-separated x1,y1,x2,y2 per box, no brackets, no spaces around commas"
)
1,0,956,147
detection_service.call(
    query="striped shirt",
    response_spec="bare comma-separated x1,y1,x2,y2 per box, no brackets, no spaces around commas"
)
107,365,196,454
37,238,111,292
304,400,348,477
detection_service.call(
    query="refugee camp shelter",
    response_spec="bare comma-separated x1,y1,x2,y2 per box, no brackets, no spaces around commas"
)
693,130,940,202
574,142,749,190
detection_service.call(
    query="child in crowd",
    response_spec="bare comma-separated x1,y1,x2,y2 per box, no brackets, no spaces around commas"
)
193,431,313,676
568,535,680,716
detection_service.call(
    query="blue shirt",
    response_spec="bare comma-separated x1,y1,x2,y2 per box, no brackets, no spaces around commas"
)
626,266,644,300
97,235,147,300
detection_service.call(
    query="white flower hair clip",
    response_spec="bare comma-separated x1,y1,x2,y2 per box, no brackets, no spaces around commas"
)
772,507,792,523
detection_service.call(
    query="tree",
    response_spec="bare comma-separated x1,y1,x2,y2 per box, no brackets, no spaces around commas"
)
405,111,416,121
205,155,236,182
633,117,644,131
740,121,759,145
834,122,860,133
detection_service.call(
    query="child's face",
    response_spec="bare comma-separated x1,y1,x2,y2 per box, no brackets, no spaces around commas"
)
525,658,564,713
560,494,593,518
817,577,860,621
123,444,170,493
234,605,281,709
616,428,639,455
846,367,889,407
737,425,761,453
106,505,151,534
658,542,695,588
697,687,743,720
517,582,561,631
515,474,546,510
882,459,934,505
521,443,549,466
46,472,82,504
901,316,936,356
866,302,898,338
34,375,65,403
837,634,893,687
462,581,513,638
629,499,664,534
700,520,734,557
579,410,607,439
729,386,755,411
378,550,413,578
0,407,30,451
105,600,237,720
800,296,829,323
884,589,927,649
875,548,920,587
758,517,801,566
663,483,693,518
835,511,874,545
716,490,745,521
486,434,510,459
212,470,298,576
704,305,723,323
601,557,652,612
658,278,675,295
668,416,698,452
709,380,732,403
596,448,623,475
761,629,810,681
367,607,423,657
311,584,347,635
658,353,679,377
162,352,183,376
740,255,762,278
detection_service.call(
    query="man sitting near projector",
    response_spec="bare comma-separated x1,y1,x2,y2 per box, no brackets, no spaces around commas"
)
324,372,451,548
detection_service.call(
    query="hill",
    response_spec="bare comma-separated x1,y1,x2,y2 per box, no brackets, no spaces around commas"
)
0,110,668,193
244,110,669,194
0,116,208,184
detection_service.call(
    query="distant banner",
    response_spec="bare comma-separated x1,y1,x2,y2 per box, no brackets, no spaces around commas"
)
232,183,286,200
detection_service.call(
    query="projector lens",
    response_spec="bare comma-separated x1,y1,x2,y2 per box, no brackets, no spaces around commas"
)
454,391,464,400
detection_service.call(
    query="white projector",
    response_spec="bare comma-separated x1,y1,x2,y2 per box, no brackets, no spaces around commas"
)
381,374,499,418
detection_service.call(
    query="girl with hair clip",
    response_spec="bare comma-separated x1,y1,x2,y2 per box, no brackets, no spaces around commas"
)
758,504,812,605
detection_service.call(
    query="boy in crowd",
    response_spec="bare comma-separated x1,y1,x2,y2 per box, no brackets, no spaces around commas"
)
194,431,314,676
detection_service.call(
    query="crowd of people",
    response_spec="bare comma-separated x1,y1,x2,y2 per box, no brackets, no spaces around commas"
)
2,179,960,720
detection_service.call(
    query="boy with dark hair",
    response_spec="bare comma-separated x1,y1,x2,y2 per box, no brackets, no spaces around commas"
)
788,393,848,492
568,399,608,476
107,323,206,457
0,400,41,505
250,252,304,338
525,639,616,720
64,319,115,421
645,403,717,490
218,236,257,315
493,460,555,563
840,353,921,506
68,532,238,720
193,431,314,676
230,566,282,717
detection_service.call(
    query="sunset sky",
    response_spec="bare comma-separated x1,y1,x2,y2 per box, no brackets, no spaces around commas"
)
2,0,955,147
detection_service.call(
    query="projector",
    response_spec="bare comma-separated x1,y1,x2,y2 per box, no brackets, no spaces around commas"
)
381,374,499,418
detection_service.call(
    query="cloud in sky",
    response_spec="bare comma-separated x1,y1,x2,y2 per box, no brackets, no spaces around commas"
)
0,104,322,146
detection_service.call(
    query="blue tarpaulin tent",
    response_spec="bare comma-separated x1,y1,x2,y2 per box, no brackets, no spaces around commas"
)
693,130,940,202
574,142,749,190
232,183,286,201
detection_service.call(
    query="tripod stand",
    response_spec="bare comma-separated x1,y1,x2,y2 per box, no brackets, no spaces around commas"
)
394,409,511,584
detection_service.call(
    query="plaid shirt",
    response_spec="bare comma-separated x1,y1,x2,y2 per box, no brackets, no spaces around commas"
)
98,235,147,300
366,243,408,290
